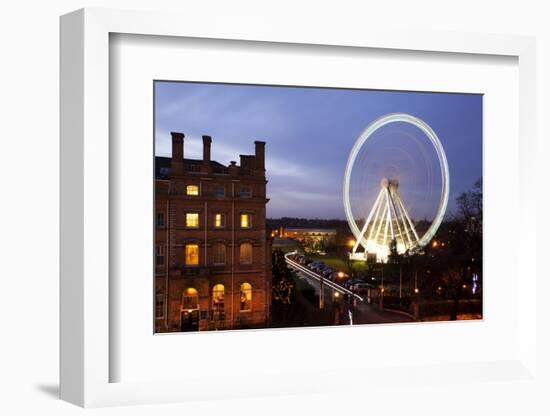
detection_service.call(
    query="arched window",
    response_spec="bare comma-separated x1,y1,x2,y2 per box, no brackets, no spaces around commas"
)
240,282,252,311
185,244,199,266
211,284,225,323
182,288,198,309
212,243,226,265
239,242,253,264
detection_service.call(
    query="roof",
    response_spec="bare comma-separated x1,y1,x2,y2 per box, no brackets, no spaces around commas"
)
285,228,337,234
272,238,302,246
155,156,225,179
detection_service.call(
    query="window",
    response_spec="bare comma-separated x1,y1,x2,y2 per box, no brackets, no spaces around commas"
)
156,212,165,227
239,186,252,198
156,245,165,267
186,184,199,196
239,242,253,265
211,284,225,320
185,244,199,266
214,213,225,228
186,212,199,228
213,186,225,197
182,288,198,310
240,282,252,311
155,294,164,318
240,213,251,229
212,243,226,265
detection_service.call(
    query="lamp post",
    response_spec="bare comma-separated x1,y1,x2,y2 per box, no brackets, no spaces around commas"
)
333,291,341,325
399,265,403,299
319,275,325,309
380,264,385,311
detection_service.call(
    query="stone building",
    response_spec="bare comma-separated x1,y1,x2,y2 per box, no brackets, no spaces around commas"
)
275,227,337,253
155,132,271,332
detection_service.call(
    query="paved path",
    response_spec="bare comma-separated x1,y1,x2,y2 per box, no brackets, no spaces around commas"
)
291,266,414,325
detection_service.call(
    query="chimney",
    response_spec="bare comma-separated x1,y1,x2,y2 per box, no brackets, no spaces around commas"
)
255,141,265,171
228,160,238,176
240,155,255,170
202,135,212,164
170,132,184,176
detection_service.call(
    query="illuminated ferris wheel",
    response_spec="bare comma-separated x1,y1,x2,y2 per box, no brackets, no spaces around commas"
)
343,113,450,262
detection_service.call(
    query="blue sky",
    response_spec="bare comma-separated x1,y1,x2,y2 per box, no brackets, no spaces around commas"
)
155,82,482,221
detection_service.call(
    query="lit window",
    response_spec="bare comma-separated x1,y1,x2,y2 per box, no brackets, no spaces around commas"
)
211,284,225,321
186,185,199,196
214,213,225,228
240,213,251,228
186,213,199,228
212,243,226,265
156,245,165,267
182,288,198,309
239,242,253,265
240,282,252,311
155,294,164,318
185,244,199,266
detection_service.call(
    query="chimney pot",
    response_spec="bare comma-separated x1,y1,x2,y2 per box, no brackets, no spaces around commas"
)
202,135,212,164
170,132,185,176
254,140,265,171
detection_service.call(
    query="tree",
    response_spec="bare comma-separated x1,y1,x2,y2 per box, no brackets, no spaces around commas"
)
455,178,482,236
271,249,295,326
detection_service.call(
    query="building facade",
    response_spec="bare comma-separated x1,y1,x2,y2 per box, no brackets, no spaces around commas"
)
274,227,336,253
155,132,271,332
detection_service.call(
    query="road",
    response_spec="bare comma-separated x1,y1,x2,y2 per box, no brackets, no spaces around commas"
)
289,263,415,325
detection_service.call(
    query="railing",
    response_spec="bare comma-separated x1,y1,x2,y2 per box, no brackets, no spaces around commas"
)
185,164,202,173
212,166,229,175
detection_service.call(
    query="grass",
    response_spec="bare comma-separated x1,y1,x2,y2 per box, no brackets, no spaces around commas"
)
308,253,349,272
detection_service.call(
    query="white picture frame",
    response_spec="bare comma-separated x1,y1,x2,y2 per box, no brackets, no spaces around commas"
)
60,7,538,408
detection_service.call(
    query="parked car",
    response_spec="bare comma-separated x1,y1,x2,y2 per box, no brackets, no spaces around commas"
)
351,282,370,295
307,261,321,270
321,267,334,278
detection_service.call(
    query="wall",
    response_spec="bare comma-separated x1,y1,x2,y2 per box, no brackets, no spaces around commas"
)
0,0,548,415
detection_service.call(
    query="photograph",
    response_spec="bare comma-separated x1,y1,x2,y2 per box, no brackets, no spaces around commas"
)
154,81,483,333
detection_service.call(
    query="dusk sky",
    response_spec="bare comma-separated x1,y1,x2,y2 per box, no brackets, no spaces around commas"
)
155,81,482,221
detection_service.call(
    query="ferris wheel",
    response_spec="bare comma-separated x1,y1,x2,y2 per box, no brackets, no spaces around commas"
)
343,113,450,262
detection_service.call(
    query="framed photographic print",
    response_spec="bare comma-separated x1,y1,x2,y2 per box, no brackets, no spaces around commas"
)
152,81,483,334
60,7,539,409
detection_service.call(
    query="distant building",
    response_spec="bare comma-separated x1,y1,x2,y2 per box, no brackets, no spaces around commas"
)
273,227,336,252
155,133,271,332
272,237,304,254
